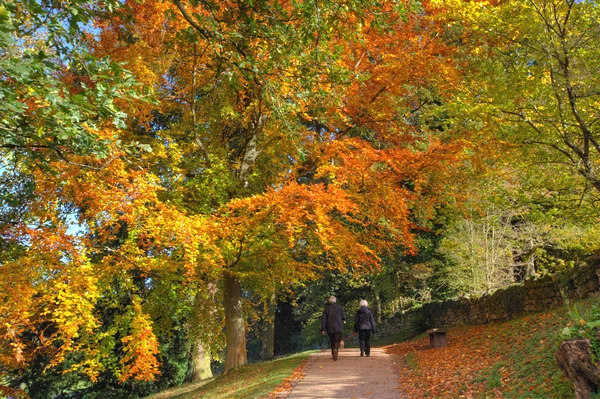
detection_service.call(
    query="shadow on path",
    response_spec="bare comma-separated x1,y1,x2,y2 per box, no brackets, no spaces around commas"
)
284,348,402,399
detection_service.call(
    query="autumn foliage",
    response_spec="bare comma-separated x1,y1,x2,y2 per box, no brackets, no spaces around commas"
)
5,0,559,394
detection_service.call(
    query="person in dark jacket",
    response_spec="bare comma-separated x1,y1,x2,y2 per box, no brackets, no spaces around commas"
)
320,296,346,361
354,299,376,357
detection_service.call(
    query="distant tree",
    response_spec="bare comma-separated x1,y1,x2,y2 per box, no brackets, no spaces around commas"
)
440,0,600,200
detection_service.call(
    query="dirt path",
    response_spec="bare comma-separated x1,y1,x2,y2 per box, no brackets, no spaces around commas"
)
285,348,403,399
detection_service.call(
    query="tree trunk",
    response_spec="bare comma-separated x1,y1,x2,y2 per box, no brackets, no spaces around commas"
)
190,341,213,382
262,292,276,361
372,281,382,323
224,273,247,373
525,241,536,278
555,339,600,399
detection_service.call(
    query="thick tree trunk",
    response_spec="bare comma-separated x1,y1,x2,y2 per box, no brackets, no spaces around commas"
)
555,339,600,399
190,341,213,382
262,292,276,361
224,273,247,373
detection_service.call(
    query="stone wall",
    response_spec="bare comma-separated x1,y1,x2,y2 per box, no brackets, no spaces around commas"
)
373,262,600,343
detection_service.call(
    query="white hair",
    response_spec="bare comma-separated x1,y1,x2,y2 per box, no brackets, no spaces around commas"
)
359,299,368,307
329,296,337,303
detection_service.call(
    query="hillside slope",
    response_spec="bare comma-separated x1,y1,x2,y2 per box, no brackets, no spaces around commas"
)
385,297,598,399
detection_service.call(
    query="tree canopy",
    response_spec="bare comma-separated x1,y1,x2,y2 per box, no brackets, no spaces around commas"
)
1,0,599,397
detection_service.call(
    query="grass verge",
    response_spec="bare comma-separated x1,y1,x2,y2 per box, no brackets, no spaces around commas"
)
146,352,313,399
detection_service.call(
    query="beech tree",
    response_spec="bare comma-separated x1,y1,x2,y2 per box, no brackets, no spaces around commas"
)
2,1,472,393
90,0,468,374
0,0,148,165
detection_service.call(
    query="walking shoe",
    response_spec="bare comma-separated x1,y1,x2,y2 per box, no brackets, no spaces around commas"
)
333,348,338,361
360,352,364,357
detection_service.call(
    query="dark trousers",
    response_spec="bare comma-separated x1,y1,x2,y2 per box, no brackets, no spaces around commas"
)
327,332,342,355
359,329,372,355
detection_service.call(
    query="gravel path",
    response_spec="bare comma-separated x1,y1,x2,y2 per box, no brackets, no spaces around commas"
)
285,348,403,399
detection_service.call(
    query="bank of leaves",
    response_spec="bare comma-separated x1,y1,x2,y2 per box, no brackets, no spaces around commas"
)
385,297,599,398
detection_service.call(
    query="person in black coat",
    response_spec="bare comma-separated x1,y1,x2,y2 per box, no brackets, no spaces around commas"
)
354,299,376,357
320,296,346,361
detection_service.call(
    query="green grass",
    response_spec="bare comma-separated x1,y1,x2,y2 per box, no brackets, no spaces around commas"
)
372,332,411,346
373,330,428,347
145,352,313,399
404,352,420,371
485,362,503,391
